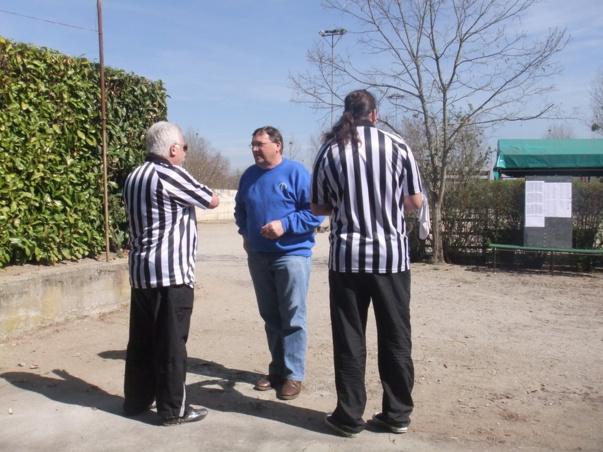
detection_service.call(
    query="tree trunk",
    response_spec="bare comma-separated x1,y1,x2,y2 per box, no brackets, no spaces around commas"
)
430,197,445,263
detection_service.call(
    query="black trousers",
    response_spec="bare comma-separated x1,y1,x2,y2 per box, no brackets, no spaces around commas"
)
123,285,194,419
329,270,414,431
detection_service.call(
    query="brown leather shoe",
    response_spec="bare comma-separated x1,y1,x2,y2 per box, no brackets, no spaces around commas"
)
278,379,302,400
254,375,282,391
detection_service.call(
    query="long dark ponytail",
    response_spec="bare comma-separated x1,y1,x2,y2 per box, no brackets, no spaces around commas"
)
323,89,377,148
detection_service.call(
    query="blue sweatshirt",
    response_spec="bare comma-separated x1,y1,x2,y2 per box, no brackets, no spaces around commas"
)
234,158,324,256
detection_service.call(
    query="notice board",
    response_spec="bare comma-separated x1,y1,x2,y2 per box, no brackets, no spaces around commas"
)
524,176,572,248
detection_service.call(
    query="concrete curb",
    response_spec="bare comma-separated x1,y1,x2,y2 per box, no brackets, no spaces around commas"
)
0,259,130,340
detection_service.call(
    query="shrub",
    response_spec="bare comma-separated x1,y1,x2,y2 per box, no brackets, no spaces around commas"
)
0,37,167,266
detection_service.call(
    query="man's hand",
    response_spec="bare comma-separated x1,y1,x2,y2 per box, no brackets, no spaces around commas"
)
260,220,284,240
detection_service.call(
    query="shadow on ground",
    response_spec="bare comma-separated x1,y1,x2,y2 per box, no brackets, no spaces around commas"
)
38,350,333,434
0,368,157,425
2,350,357,436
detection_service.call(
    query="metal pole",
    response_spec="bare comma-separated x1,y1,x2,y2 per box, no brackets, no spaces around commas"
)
319,29,347,126
97,0,110,262
330,34,334,125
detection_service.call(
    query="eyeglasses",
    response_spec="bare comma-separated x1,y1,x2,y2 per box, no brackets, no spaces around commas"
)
249,141,272,149
174,143,188,152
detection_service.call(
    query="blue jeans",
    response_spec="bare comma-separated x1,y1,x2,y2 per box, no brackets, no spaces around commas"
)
247,252,311,381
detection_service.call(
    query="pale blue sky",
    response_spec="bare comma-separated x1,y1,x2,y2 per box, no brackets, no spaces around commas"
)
1,0,601,171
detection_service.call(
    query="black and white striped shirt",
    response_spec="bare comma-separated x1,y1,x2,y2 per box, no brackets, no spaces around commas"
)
311,121,423,273
123,155,215,288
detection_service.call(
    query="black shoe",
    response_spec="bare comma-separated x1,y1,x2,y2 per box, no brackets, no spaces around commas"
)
123,400,156,416
161,408,208,426
371,412,409,434
324,413,361,438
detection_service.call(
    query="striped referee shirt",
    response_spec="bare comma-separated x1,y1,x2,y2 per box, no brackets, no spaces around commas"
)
311,120,423,273
123,155,215,289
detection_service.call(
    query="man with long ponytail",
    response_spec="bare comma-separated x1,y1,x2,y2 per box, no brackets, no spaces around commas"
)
311,89,423,438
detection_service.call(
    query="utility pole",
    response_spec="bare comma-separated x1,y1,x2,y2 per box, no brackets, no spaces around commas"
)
97,0,109,262
319,28,346,126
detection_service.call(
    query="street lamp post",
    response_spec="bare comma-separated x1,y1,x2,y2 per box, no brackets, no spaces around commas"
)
319,28,347,126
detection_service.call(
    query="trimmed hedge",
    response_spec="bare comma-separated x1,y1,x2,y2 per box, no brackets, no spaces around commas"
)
0,36,167,266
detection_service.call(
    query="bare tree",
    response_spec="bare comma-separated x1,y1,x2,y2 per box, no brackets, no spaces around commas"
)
591,68,603,135
307,132,325,167
287,134,327,170
291,0,569,262
182,130,234,189
285,138,305,164
543,122,575,139
397,116,489,178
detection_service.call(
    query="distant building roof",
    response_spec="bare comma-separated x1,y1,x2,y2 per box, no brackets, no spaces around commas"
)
493,139,603,179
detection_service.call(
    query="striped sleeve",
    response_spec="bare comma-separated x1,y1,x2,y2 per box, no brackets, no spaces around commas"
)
155,165,215,209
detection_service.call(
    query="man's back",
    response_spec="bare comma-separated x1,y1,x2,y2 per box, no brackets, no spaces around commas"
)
312,122,422,273
123,156,213,288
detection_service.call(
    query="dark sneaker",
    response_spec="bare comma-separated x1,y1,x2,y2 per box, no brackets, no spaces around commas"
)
161,407,208,426
371,412,408,434
324,413,360,438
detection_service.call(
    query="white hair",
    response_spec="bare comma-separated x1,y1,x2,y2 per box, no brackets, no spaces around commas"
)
145,121,182,157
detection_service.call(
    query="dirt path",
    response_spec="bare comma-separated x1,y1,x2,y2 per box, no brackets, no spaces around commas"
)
1,222,601,451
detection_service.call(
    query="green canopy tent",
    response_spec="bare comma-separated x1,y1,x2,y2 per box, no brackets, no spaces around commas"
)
493,139,603,179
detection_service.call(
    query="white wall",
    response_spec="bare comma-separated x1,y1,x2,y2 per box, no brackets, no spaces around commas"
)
196,189,236,222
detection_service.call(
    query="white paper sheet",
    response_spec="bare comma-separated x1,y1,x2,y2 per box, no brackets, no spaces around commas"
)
544,183,572,218
525,181,545,227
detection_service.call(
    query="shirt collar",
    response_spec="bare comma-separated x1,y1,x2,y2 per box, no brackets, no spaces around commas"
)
146,154,172,167
356,119,375,127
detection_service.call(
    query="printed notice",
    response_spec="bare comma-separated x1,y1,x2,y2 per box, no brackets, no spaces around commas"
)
544,182,572,218
525,181,545,227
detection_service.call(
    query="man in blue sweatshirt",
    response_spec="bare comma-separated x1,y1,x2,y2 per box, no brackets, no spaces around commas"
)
234,125,324,400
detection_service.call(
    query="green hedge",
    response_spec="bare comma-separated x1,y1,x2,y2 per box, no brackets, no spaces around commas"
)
569,182,603,270
0,36,167,266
